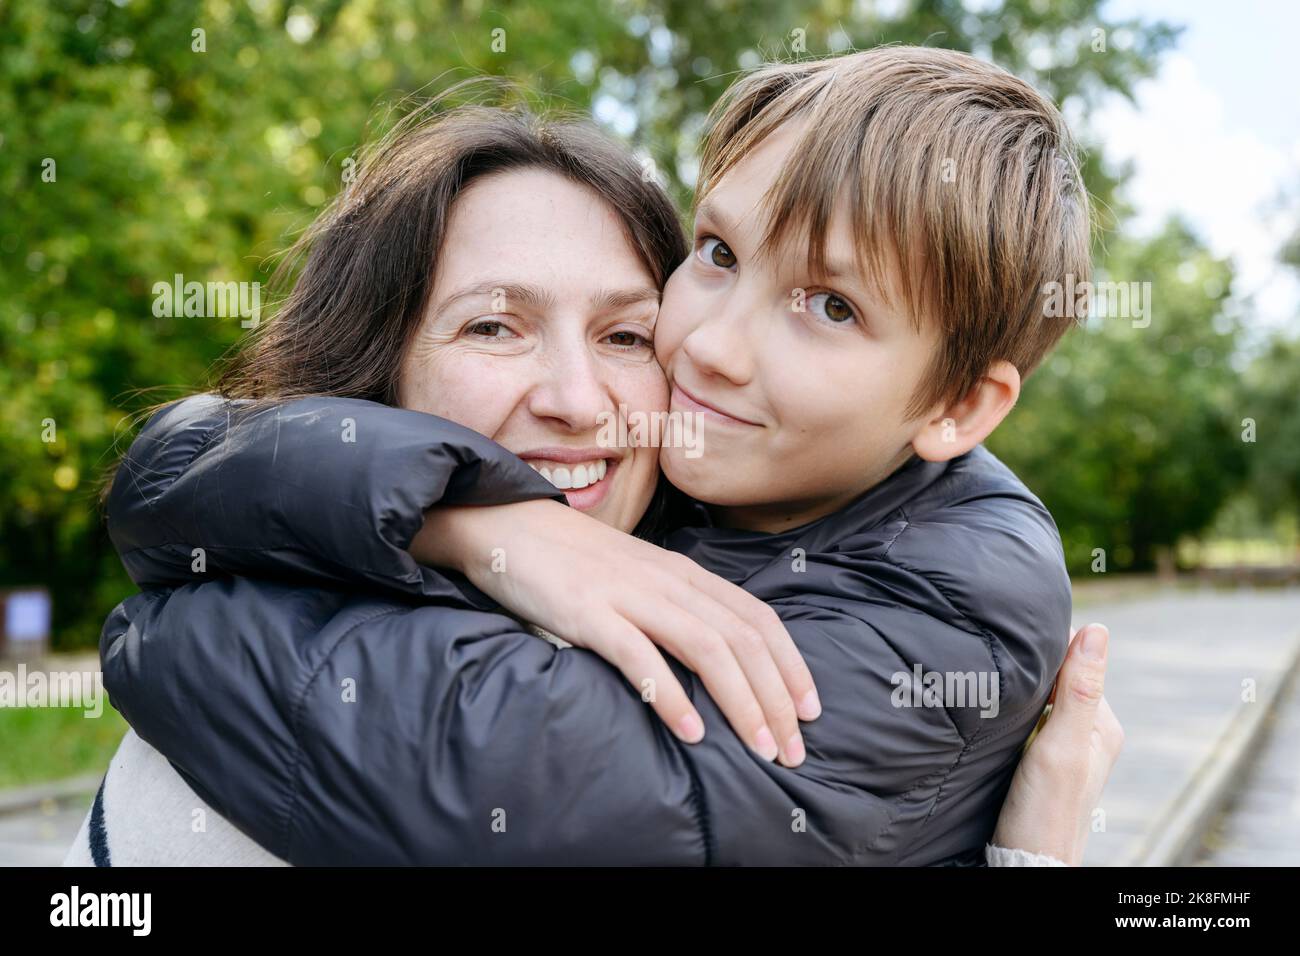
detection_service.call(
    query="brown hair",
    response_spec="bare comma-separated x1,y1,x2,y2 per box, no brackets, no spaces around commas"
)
218,86,687,402
697,46,1093,417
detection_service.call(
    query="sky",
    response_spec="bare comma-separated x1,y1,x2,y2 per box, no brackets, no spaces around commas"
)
1095,0,1300,332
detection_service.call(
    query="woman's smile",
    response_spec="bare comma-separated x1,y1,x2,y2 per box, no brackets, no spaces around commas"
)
517,446,622,511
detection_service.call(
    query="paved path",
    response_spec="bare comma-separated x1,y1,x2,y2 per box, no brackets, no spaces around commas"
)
1194,658,1300,865
1073,586,1300,866
0,789,95,866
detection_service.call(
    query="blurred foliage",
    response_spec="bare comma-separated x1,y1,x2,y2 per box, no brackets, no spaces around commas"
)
986,219,1250,570
0,702,129,788
1,0,1297,648
1241,333,1300,521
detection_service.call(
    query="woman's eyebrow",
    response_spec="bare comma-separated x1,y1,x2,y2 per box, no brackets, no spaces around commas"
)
435,281,556,313
435,281,659,314
591,286,661,311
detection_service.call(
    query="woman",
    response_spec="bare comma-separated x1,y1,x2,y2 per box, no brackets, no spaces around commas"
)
75,89,1121,866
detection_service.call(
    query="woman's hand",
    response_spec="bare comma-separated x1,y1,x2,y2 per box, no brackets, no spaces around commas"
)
991,623,1124,865
412,498,820,767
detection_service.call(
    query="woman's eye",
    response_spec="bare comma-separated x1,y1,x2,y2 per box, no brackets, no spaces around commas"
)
605,330,651,349
697,237,737,270
467,319,517,338
807,292,856,324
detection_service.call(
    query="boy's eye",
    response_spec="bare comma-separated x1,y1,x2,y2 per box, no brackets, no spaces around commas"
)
807,292,856,324
697,237,737,270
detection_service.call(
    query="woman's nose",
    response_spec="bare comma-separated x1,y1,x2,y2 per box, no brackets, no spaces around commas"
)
525,339,615,433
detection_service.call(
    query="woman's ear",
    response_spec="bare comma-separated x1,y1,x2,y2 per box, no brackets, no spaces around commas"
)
911,360,1021,462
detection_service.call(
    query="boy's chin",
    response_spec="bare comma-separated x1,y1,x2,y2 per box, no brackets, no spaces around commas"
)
659,447,759,507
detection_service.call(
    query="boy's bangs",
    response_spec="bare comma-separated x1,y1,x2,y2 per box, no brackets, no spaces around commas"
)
697,64,929,331
753,115,925,330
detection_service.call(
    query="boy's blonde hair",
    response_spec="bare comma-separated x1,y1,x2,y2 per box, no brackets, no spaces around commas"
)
697,46,1092,417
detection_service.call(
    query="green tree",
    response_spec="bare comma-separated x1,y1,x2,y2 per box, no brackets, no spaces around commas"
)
1,0,1179,646
1239,202,1300,525
988,218,1248,572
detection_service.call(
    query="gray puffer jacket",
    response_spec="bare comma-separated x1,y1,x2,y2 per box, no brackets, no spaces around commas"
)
99,395,1070,865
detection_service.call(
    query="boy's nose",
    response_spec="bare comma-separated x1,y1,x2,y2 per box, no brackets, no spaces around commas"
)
681,298,756,386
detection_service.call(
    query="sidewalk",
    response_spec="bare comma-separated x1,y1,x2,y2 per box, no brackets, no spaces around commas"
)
1074,585,1300,866
1196,646,1300,866
0,776,99,866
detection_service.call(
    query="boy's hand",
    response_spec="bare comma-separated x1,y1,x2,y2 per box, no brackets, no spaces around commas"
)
412,498,821,767
992,624,1124,865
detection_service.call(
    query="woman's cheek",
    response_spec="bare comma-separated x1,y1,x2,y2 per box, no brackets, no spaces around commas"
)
615,359,670,416
407,353,524,438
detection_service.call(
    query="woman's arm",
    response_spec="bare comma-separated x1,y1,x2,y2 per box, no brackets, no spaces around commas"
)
416,499,819,762
108,394,564,598
988,624,1123,866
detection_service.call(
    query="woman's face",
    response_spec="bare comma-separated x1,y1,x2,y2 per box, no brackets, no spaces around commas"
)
398,168,667,534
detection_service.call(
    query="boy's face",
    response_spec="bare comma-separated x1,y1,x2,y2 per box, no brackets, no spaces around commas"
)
655,123,942,532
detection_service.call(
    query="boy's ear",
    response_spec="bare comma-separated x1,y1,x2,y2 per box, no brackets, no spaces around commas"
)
911,360,1021,462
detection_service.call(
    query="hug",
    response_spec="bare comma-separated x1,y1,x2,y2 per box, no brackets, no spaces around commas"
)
68,46,1122,866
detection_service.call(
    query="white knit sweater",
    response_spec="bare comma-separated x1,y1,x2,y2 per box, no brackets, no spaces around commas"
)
63,728,286,866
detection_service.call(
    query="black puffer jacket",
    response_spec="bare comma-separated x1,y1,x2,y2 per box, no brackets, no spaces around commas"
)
100,395,1070,865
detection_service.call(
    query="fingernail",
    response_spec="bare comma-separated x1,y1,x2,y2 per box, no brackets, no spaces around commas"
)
1081,624,1108,661
783,733,806,767
753,726,779,762
798,690,822,721
677,712,705,744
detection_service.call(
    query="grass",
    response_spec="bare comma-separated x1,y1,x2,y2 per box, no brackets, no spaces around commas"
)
0,704,128,790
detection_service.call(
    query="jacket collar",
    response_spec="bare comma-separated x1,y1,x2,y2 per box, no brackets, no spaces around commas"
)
667,451,956,565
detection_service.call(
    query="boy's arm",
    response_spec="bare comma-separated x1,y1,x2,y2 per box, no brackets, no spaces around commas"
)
107,394,564,597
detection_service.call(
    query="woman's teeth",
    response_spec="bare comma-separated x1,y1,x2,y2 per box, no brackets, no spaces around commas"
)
527,459,608,490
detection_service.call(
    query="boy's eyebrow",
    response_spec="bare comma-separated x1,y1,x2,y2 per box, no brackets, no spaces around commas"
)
695,200,734,235
819,258,856,280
